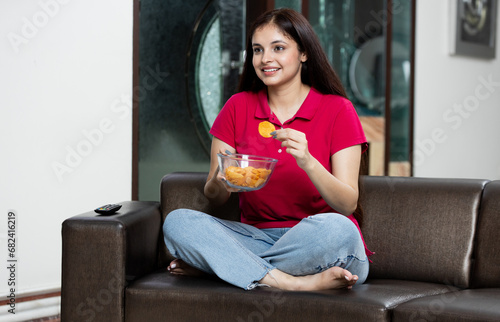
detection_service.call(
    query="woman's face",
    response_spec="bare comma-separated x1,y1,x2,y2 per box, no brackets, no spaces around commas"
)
251,23,307,89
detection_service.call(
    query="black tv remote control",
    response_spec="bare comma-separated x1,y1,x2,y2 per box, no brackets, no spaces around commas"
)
94,204,122,215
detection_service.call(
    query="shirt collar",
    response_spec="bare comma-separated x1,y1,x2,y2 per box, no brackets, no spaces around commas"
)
255,87,321,122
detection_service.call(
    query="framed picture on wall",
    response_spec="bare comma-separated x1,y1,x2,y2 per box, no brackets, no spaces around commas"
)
450,0,498,59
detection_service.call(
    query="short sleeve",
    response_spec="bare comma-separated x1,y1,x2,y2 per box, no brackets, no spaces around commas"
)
331,100,367,156
209,95,237,147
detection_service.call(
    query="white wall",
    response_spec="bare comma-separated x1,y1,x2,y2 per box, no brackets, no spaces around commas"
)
413,1,500,180
0,0,133,297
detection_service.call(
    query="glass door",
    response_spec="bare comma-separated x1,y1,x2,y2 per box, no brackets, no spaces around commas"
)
186,0,246,155
137,0,246,200
307,0,414,176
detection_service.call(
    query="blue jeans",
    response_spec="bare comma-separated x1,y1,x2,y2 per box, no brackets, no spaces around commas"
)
163,209,369,290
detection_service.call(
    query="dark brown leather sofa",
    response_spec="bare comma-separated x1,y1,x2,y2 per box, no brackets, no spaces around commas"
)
61,173,500,321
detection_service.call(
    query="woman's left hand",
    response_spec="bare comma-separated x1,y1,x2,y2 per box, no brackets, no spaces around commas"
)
272,128,362,216
271,128,312,170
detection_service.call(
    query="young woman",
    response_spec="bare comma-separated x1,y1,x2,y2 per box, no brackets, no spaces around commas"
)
163,8,373,291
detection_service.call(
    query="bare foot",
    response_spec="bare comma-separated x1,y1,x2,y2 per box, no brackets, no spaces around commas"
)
260,267,358,291
167,259,205,277
294,267,358,290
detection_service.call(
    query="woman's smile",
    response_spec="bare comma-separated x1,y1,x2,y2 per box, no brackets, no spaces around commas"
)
262,67,281,76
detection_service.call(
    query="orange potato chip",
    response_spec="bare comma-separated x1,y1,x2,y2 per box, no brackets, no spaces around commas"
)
258,121,275,138
225,166,271,188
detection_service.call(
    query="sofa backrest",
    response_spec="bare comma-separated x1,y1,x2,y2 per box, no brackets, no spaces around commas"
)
159,172,491,288
360,176,489,288
471,180,500,288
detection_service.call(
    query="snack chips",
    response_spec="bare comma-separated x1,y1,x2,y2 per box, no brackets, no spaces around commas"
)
258,121,275,138
225,166,272,188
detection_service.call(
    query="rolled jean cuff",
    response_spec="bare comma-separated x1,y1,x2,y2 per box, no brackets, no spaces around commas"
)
245,266,275,291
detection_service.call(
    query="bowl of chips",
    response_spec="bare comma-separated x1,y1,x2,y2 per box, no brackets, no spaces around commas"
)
217,153,278,191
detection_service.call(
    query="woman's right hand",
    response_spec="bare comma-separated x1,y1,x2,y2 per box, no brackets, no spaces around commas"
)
204,139,238,205
214,150,244,193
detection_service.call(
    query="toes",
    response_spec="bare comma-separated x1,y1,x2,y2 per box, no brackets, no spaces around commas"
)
342,269,353,281
168,259,184,273
171,259,185,268
341,269,359,289
346,274,359,288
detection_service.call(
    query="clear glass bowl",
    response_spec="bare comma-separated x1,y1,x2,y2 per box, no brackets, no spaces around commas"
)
217,153,278,191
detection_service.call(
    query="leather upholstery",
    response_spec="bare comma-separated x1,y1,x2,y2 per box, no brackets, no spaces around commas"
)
393,288,500,321
471,180,500,288
125,272,459,322
360,176,488,288
60,174,500,322
61,201,161,322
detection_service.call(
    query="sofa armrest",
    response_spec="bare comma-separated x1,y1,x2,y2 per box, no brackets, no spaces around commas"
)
61,201,161,322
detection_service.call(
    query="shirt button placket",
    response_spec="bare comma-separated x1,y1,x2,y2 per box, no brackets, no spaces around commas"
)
277,125,284,153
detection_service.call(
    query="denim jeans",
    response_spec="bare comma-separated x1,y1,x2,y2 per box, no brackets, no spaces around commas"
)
163,209,369,290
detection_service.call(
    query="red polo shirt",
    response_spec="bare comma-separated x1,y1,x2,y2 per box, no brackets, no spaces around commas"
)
210,88,372,256
210,87,367,226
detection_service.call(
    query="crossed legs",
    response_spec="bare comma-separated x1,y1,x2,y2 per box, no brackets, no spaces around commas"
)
164,210,368,291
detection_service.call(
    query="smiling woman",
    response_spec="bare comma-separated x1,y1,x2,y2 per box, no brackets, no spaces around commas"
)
164,8,372,292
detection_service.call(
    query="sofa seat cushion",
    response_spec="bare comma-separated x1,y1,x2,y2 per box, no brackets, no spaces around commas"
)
393,288,500,322
125,271,460,322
